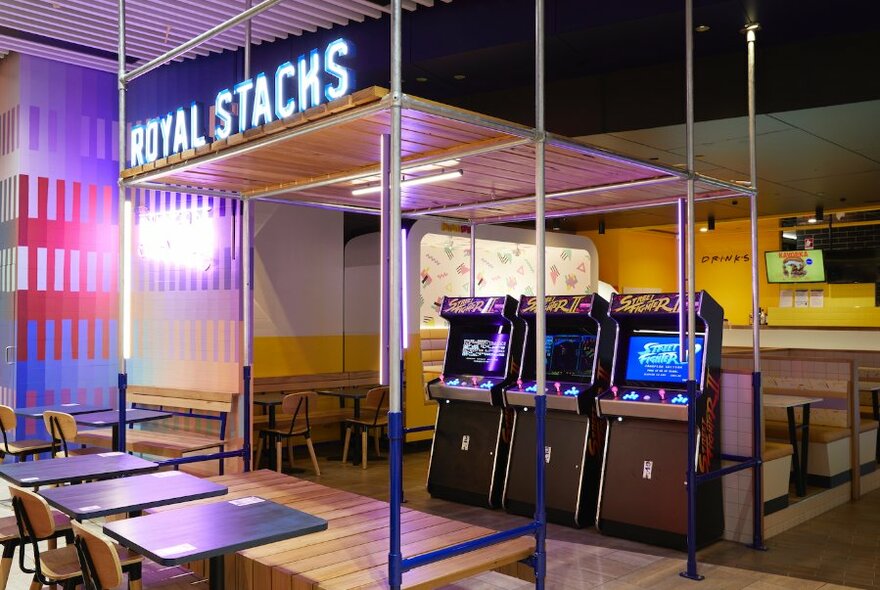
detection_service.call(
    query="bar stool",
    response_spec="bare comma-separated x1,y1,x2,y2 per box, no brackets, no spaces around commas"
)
0,405,53,462
255,392,321,475
43,411,107,458
10,487,143,590
342,386,388,469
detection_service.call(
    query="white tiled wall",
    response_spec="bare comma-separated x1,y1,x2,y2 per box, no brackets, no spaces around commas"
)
720,370,756,543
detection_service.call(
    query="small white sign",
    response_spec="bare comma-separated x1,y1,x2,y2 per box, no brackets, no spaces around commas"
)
61,403,79,407
461,435,470,451
229,496,264,507
544,446,552,464
152,471,184,478
20,477,39,483
155,543,197,558
93,420,106,424
78,505,101,512
98,452,125,457
642,460,653,480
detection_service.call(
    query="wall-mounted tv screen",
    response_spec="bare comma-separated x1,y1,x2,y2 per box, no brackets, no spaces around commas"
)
765,249,825,283
624,333,705,386
545,334,597,381
444,328,511,377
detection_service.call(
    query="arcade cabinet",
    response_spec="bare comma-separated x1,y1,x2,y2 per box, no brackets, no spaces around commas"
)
596,291,724,549
502,294,614,527
426,296,525,507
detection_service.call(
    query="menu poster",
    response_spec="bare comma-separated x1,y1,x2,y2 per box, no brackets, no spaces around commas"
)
779,289,794,308
809,289,825,308
794,290,809,308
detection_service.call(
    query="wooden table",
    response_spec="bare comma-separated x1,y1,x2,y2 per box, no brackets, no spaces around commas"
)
764,394,823,497
104,496,327,590
75,408,172,451
14,402,111,418
316,385,380,420
0,452,158,487
39,471,227,519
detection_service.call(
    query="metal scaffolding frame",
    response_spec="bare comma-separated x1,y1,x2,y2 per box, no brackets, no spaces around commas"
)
113,0,766,586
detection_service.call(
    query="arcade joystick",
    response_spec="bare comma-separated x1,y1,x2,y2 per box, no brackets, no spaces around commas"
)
554,382,561,394
471,376,478,387
658,388,666,401
611,386,618,398
439,375,445,384
517,379,523,390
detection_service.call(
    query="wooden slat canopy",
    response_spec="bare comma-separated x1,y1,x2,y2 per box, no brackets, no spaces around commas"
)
122,86,754,221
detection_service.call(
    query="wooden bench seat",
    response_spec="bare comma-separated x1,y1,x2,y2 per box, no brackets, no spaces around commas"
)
763,442,793,515
765,421,850,444
764,441,793,461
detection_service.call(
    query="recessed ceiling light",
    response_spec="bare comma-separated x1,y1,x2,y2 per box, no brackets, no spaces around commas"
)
415,77,428,82
453,74,466,80
699,227,709,233
807,218,818,224
695,25,710,33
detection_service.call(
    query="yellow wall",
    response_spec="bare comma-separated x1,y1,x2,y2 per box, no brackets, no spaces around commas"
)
581,229,678,293
253,336,343,377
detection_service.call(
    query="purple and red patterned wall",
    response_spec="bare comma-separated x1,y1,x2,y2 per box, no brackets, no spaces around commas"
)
0,54,120,435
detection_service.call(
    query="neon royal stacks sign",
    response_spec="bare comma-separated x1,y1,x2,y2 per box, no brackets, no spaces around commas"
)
129,38,354,167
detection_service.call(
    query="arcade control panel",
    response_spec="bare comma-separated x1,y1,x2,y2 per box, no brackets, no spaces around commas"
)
597,386,691,421
513,380,584,397
439,374,501,391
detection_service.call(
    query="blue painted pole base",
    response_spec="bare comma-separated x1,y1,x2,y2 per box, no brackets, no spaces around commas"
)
679,571,705,581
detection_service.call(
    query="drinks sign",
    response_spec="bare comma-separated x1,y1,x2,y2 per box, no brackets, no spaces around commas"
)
129,38,354,167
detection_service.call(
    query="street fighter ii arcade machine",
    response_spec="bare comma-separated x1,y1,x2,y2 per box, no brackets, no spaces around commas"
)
503,294,614,527
596,291,723,548
426,296,525,507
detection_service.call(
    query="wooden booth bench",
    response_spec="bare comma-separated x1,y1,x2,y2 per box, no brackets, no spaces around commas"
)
78,386,236,474
858,366,880,463
763,442,793,515
763,376,879,489
149,470,535,590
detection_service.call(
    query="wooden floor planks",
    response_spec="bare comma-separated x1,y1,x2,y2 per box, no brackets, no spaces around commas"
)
155,470,534,590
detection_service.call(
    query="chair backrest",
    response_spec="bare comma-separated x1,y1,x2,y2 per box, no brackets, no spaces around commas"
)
43,410,78,455
10,486,56,539
0,405,16,451
363,386,389,426
282,391,315,433
72,520,123,590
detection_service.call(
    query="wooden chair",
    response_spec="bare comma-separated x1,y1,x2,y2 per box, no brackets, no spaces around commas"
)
255,392,321,475
0,506,72,590
10,487,142,590
43,411,107,458
0,405,53,463
72,521,200,590
342,386,389,469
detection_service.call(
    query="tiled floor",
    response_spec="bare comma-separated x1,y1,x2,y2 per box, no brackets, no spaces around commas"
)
0,443,871,589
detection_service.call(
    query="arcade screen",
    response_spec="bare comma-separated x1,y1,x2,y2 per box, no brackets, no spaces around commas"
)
624,333,705,386
444,327,511,377
545,334,597,381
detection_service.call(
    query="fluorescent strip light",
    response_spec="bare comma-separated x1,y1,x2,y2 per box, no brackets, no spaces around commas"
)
782,232,797,240
352,169,463,196
350,159,461,185
122,200,133,360
402,228,408,350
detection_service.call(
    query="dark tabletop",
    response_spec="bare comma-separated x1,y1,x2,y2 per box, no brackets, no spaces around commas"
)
74,408,172,427
315,384,382,400
253,392,286,407
0,452,158,487
14,402,112,418
39,471,228,519
103,496,327,566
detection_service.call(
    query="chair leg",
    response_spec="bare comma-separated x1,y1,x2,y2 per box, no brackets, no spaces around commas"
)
361,428,368,470
275,437,283,473
28,577,41,590
129,561,143,590
255,435,264,469
306,437,320,476
0,544,13,590
287,439,295,471
374,428,381,457
342,427,352,464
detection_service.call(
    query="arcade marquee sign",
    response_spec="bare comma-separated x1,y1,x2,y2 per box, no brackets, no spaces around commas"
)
129,38,354,167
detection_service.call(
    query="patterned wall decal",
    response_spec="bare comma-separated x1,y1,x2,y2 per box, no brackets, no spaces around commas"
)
419,234,592,327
